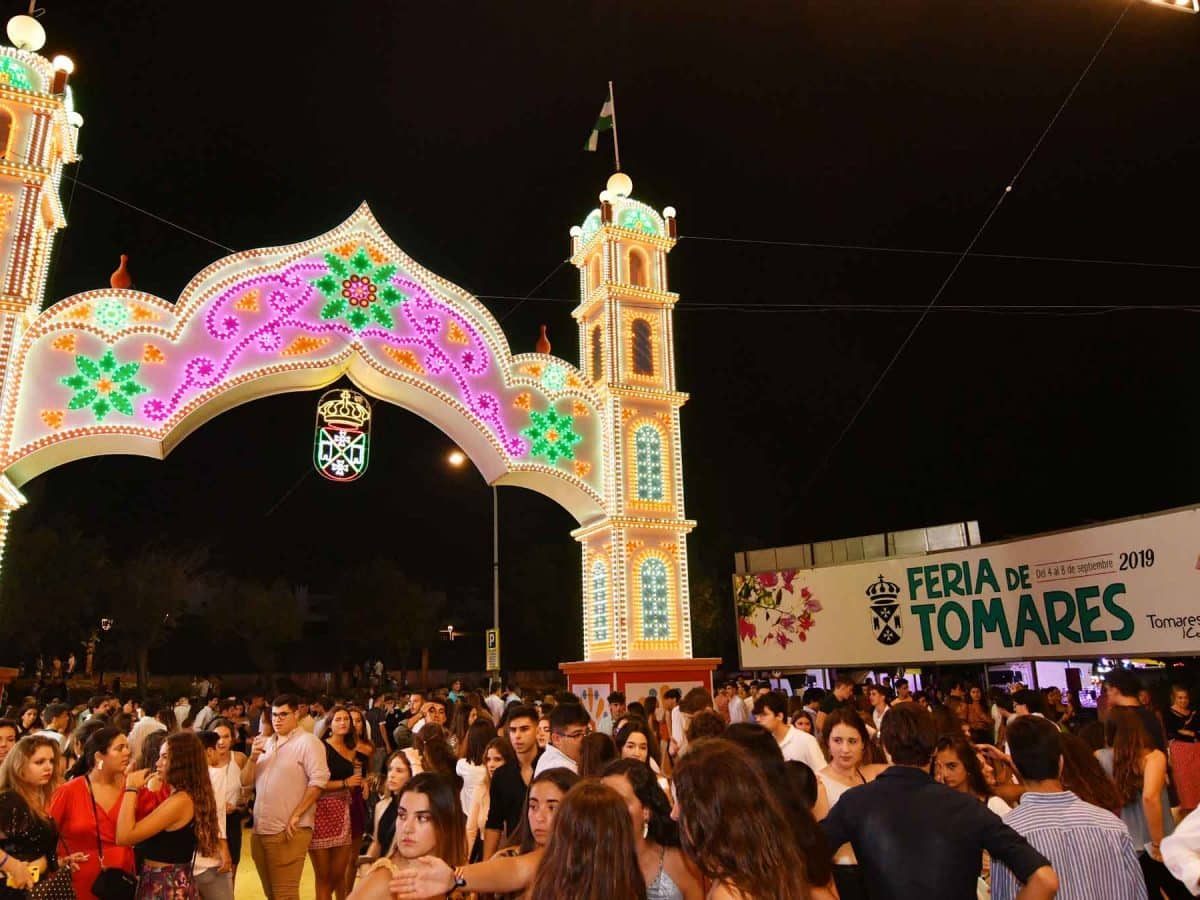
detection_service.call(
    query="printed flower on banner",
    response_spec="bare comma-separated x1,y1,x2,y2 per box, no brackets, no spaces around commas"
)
59,348,148,420
312,247,407,331
734,569,820,649
521,408,582,465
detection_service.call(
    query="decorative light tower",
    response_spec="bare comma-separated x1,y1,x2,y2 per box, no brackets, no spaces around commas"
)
0,11,81,694
560,172,718,701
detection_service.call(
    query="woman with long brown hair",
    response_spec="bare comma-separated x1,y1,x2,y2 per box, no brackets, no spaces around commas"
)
932,735,1009,816
528,780,645,900
116,731,221,899
311,706,369,900
1058,732,1122,813
348,773,467,900
1097,706,1187,897
816,708,888,900
602,758,703,900
673,738,810,900
464,738,513,862
0,735,82,896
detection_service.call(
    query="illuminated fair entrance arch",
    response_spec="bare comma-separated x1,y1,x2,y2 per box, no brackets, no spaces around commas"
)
0,42,717,693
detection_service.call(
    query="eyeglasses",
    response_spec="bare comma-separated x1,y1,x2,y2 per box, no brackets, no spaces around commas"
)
270,711,293,719
556,730,587,740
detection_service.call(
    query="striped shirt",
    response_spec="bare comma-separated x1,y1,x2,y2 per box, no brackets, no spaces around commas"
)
991,790,1146,900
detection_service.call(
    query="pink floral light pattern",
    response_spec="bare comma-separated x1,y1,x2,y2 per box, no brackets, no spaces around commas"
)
145,256,530,456
734,569,822,649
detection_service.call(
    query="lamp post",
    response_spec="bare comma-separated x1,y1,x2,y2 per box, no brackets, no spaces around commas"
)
447,450,500,678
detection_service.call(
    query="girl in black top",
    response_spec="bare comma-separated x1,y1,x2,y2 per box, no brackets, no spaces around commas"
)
0,735,82,896
116,733,220,900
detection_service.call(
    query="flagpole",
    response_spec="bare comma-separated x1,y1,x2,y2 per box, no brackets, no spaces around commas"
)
608,80,622,172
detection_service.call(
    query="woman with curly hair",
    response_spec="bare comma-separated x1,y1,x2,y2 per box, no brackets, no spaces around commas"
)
602,758,703,899
116,731,221,899
672,739,810,900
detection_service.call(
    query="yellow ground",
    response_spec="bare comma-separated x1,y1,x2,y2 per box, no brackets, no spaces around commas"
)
232,827,317,900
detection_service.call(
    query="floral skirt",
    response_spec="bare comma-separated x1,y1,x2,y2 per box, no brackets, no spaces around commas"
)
134,864,197,900
311,789,352,849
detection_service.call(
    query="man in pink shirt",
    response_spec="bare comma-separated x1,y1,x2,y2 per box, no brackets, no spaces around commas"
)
242,694,329,900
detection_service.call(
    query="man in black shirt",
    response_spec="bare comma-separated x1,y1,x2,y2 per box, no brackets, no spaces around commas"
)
483,704,542,858
821,703,1058,900
1105,669,1167,751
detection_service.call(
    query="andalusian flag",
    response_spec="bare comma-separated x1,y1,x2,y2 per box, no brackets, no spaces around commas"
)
584,96,614,152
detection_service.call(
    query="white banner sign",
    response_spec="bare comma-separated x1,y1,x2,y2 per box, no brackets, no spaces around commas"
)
735,507,1200,668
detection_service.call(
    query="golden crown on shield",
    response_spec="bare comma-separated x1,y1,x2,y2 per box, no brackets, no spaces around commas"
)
318,390,371,429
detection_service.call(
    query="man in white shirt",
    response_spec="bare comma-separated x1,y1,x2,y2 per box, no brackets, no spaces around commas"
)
868,685,890,735
195,731,234,900
597,691,626,736
725,683,747,724
663,688,684,759
174,695,192,726
1163,807,1200,893
33,703,70,746
484,684,505,724
193,696,220,732
753,690,827,774
128,700,168,760
534,702,589,777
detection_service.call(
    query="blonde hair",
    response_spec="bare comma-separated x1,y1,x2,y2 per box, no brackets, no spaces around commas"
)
0,735,62,818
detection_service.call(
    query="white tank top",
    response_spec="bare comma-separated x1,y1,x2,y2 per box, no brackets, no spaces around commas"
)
223,756,242,810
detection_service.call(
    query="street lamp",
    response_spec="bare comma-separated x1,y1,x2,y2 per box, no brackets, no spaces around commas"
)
447,449,500,678
1144,0,1197,11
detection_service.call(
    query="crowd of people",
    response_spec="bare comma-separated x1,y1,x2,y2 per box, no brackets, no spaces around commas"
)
2,668,1200,898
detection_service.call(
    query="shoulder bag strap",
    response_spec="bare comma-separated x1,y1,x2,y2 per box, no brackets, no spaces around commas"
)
83,775,106,865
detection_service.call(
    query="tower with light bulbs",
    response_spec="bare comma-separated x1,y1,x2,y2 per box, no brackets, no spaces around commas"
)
0,12,81,693
560,172,718,696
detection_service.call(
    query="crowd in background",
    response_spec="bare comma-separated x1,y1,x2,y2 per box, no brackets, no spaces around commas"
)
2,668,1200,898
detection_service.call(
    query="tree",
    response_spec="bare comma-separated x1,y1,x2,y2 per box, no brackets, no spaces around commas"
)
329,559,440,685
207,575,303,693
688,573,733,660
106,548,207,695
0,520,112,665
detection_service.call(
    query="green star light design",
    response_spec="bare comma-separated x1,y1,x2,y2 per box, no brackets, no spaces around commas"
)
521,408,582,464
59,348,148,421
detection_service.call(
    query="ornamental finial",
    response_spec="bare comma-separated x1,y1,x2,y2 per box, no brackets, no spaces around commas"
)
110,254,131,290
535,324,551,354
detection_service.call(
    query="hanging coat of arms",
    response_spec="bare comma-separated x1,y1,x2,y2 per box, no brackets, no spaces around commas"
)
866,575,903,645
314,388,371,482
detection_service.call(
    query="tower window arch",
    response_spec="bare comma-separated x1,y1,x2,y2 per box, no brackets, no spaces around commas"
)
639,557,670,640
0,108,12,161
591,326,603,382
634,424,665,502
628,247,648,287
587,255,601,294
592,559,609,643
631,318,654,375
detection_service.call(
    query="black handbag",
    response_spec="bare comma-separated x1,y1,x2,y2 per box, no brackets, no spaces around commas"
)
84,777,136,900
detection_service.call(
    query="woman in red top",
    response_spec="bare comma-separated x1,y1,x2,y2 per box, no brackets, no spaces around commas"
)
49,726,136,900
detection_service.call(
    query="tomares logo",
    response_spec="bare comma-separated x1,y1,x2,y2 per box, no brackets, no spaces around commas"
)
867,575,902,645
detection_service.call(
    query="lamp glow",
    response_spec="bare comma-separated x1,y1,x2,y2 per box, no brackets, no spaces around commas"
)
447,450,466,467
606,172,633,199
51,55,74,74
663,206,676,219
6,15,45,51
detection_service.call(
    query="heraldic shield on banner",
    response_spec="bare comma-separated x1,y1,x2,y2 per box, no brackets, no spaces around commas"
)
866,574,903,645
314,389,372,482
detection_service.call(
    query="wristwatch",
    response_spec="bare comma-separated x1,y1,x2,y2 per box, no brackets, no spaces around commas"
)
452,866,467,890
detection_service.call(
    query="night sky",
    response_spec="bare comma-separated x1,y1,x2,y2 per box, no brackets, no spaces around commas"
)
16,1,1200,668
